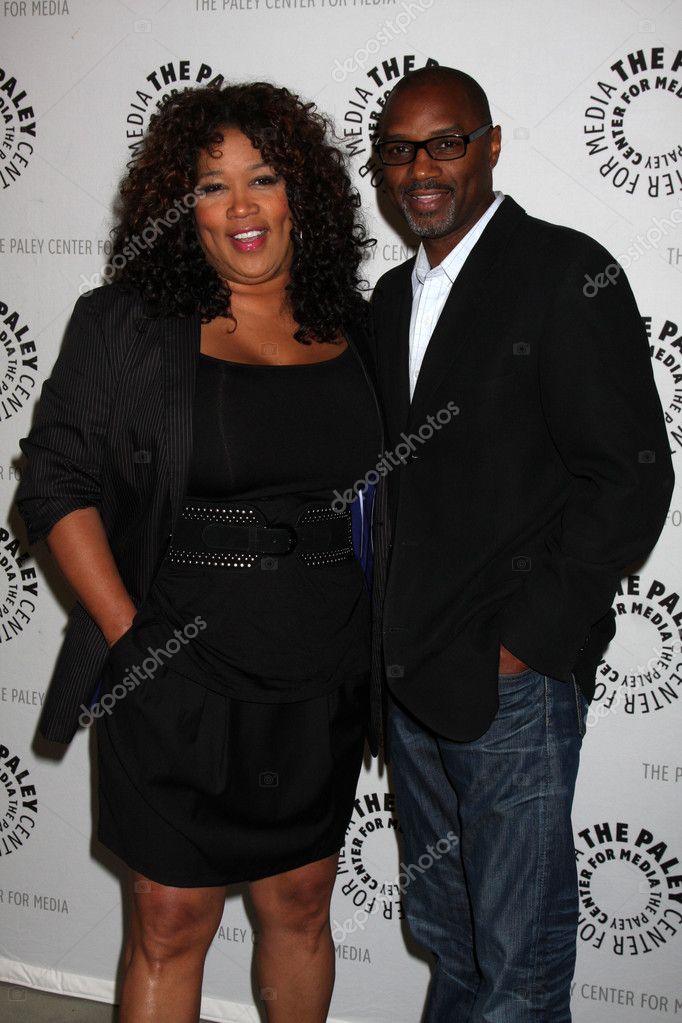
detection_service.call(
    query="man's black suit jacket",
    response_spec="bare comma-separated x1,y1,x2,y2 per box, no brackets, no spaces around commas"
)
370,195,674,742
16,283,387,750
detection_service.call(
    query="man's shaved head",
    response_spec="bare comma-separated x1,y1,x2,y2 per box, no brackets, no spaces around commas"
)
376,66,492,140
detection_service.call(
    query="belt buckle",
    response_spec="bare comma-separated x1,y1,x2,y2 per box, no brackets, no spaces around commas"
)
274,523,298,555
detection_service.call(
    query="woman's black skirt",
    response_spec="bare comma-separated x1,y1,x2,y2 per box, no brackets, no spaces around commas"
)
95,608,369,887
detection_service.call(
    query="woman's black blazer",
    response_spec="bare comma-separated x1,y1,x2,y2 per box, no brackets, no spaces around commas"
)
16,284,388,751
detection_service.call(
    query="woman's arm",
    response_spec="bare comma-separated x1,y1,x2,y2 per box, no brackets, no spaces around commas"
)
16,294,137,645
17,292,117,544
46,507,137,648
17,292,139,646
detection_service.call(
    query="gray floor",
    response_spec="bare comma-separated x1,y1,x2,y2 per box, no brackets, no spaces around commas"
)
0,983,116,1022
0,982,215,1021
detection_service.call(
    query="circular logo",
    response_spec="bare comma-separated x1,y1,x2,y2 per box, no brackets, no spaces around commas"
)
0,743,38,856
582,45,682,198
335,790,404,937
334,789,458,942
646,315,682,455
0,66,36,191
592,573,682,720
576,821,682,956
340,53,441,190
0,300,39,425
125,60,225,168
0,528,38,643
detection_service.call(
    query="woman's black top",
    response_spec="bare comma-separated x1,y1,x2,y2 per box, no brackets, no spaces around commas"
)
142,342,382,702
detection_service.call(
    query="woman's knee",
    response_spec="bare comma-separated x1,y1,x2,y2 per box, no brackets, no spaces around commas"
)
129,876,224,964
250,857,337,938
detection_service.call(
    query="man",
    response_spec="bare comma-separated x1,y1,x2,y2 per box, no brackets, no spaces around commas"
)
369,66,673,1022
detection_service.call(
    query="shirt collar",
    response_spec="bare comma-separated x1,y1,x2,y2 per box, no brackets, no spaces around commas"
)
413,191,505,285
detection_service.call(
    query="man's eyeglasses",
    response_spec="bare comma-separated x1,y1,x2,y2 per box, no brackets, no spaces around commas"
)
374,124,493,166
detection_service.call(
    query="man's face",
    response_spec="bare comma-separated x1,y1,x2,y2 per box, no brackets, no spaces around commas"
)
379,81,501,255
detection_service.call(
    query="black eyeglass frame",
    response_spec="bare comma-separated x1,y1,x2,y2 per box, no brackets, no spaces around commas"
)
373,123,493,166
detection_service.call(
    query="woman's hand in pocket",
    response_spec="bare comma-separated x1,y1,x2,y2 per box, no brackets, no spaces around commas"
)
104,612,137,650
45,507,138,651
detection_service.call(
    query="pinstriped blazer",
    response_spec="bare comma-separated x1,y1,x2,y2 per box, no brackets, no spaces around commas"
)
16,282,388,750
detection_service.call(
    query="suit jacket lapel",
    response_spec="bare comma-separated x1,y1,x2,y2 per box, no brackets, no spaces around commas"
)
407,197,526,429
160,310,200,535
395,279,413,434
376,259,413,443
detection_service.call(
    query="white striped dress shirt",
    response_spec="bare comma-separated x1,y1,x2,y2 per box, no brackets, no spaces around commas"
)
408,191,505,400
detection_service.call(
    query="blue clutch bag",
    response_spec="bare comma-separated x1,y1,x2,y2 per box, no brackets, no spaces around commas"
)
349,481,375,592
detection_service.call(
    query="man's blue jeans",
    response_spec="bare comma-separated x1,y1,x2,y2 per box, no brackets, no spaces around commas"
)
388,668,588,1022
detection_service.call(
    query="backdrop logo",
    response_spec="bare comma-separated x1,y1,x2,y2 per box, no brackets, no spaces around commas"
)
645,315,682,454
0,528,38,643
0,743,38,857
0,300,38,425
336,791,403,924
0,66,36,192
341,55,440,189
582,46,682,197
125,60,226,167
576,821,682,956
595,574,682,717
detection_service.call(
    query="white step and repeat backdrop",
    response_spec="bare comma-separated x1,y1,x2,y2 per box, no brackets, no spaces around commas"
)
1,0,681,1020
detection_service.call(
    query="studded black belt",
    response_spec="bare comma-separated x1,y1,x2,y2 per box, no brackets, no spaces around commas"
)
166,499,354,569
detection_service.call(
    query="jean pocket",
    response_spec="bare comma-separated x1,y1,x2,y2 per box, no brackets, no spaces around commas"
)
572,673,588,737
498,667,534,681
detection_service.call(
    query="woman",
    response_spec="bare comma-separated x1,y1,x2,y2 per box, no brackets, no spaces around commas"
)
16,82,385,1022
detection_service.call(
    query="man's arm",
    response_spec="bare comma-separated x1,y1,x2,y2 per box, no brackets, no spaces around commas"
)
499,244,674,680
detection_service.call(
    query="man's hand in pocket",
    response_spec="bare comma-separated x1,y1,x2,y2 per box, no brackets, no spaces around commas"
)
499,643,529,675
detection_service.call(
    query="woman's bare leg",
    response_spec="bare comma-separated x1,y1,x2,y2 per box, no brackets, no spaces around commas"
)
119,871,226,1023
248,852,339,1023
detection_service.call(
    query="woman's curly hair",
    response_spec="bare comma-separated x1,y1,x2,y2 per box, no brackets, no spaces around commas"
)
108,82,374,344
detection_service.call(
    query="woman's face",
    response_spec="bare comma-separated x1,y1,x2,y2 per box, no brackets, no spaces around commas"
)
194,127,294,289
